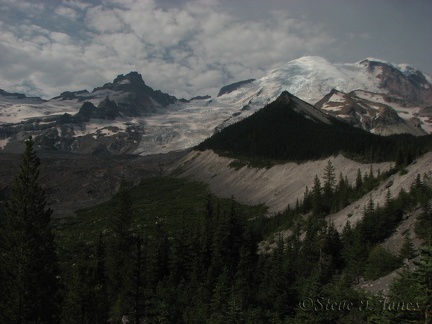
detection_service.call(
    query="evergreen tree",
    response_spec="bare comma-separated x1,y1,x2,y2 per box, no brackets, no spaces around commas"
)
87,232,109,323
388,246,432,322
0,137,62,323
415,198,432,245
322,160,336,213
355,168,363,193
132,235,145,324
399,233,417,261
336,173,349,210
321,222,344,275
302,185,312,213
108,179,135,322
363,245,401,281
413,246,432,321
366,195,375,215
61,265,84,323
341,223,368,284
312,175,323,217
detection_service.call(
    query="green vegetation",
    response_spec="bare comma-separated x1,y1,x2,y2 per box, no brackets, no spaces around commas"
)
2,140,432,323
0,137,62,323
51,157,432,322
54,177,267,251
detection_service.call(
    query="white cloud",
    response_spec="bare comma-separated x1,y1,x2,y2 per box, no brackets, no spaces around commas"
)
85,5,125,33
55,6,79,19
61,0,91,11
49,31,72,44
0,0,336,99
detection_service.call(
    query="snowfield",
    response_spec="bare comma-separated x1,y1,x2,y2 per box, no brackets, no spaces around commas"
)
1,56,431,154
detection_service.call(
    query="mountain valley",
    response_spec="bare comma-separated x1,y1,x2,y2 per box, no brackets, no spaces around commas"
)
1,56,432,322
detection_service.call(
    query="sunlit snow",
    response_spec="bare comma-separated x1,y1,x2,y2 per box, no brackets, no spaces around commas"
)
1,56,431,154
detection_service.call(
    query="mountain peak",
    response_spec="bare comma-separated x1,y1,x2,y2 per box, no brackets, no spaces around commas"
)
267,56,330,76
94,71,149,94
99,95,115,105
357,57,391,65
113,71,145,85
274,90,293,104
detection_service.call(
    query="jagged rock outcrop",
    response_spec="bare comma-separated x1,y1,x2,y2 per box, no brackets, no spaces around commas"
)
189,95,211,101
217,79,255,97
1,57,432,156
0,89,45,102
75,97,120,120
52,90,90,101
92,71,177,114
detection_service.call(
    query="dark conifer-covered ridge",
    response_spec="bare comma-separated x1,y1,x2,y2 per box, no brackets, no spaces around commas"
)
197,91,432,163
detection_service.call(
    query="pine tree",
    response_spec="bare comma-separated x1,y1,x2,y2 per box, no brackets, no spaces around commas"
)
0,137,62,323
132,235,145,324
312,175,323,217
61,265,84,323
385,244,432,322
88,231,110,323
323,160,336,213
399,233,417,261
415,199,432,245
408,246,432,321
337,173,349,210
355,168,363,194
366,195,375,215
302,185,312,213
364,245,401,280
341,223,368,284
108,178,135,322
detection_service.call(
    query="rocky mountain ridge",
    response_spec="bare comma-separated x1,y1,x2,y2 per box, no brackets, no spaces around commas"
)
315,89,426,136
215,56,432,136
1,56,432,155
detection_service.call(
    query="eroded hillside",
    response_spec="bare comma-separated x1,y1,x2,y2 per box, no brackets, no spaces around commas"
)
168,149,392,214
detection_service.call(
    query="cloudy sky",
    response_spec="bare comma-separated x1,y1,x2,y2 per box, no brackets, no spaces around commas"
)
0,0,431,99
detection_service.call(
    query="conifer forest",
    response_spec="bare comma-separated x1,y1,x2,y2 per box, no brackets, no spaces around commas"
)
1,138,432,323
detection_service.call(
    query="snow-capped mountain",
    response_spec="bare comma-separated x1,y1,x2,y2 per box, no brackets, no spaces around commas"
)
218,56,432,105
214,56,432,135
0,56,431,155
0,72,181,154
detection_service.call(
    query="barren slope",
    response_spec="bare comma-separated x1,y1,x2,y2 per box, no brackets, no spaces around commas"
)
328,151,432,232
169,149,392,214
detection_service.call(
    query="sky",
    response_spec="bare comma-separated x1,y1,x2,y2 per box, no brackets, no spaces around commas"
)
0,0,431,100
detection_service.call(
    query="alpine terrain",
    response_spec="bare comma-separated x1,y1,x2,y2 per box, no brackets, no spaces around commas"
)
1,57,431,156
1,56,432,323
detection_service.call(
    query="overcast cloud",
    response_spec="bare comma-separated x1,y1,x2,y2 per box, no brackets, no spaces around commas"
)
0,0,430,99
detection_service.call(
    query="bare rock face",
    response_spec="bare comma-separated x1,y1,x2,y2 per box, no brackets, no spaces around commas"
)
418,106,432,117
359,59,432,106
315,59,432,135
217,79,255,97
315,89,428,136
94,71,177,114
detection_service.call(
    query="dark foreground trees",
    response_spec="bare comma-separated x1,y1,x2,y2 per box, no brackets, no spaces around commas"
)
1,137,431,323
0,137,62,323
